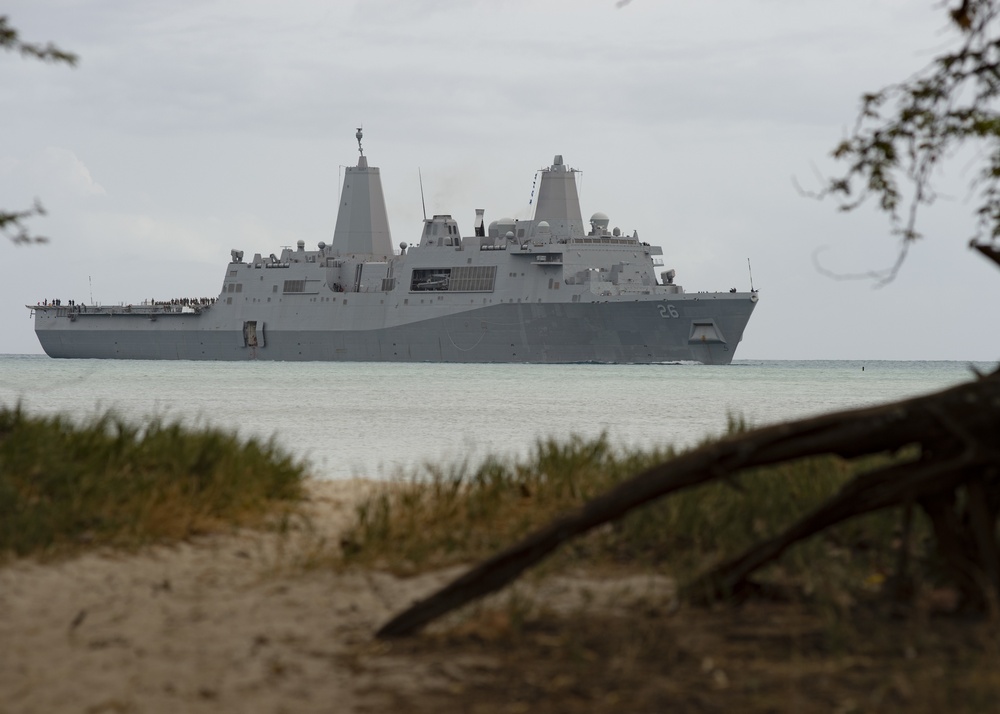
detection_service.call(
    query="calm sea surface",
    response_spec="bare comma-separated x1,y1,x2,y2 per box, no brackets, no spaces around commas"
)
1,356,994,480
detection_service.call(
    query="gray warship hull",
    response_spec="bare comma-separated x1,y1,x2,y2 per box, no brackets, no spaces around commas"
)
33,296,754,364
30,140,758,364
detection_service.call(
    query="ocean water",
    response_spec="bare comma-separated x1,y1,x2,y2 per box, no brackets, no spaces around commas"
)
1,355,994,480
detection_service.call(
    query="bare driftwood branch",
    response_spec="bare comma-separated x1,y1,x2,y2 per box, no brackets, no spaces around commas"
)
377,368,1000,638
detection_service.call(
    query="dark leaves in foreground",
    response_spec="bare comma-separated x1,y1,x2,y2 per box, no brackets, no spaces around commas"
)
819,0,1000,282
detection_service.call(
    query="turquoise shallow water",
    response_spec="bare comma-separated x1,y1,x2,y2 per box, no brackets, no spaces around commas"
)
1,356,994,480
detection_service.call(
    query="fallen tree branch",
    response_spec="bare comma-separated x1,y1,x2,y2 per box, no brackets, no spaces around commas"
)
684,452,977,601
377,368,1000,639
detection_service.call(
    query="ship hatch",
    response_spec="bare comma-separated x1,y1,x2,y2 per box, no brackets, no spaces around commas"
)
689,321,725,344
243,321,265,348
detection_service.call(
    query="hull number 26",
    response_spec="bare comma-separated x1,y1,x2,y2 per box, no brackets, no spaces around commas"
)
657,303,679,319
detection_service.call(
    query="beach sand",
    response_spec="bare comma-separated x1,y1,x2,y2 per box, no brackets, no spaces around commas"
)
0,479,680,714
0,479,470,714
3,479,995,713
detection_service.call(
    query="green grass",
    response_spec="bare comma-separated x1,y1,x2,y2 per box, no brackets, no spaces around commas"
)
340,432,921,597
1,400,927,607
0,404,307,560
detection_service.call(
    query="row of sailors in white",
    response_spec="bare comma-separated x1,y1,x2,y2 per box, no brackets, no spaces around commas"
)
142,297,216,306
39,297,216,307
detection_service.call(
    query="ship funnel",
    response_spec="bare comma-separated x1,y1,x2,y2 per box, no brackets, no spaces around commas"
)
532,155,585,238
331,130,393,256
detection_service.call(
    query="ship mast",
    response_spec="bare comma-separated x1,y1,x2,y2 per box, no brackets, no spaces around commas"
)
331,128,392,256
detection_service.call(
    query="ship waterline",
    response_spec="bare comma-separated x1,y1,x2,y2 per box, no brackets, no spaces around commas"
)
29,133,758,364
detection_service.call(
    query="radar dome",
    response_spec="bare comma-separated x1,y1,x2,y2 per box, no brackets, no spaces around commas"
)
497,217,517,240
590,212,610,230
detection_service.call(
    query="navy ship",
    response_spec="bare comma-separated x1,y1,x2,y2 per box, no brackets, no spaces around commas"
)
29,131,758,363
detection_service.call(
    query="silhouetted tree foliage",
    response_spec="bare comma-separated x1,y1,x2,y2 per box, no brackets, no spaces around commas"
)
1,15,77,245
825,0,1000,281
0,201,49,246
0,15,77,65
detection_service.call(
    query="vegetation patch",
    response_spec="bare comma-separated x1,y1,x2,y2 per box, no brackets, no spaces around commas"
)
0,405,307,560
340,433,916,601
342,433,999,712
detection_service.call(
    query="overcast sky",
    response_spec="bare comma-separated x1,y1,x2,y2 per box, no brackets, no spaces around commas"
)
3,0,999,361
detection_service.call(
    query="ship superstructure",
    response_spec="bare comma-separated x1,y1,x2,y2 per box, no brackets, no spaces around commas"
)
30,131,758,363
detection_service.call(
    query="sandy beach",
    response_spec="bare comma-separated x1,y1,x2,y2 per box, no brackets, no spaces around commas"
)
0,478,681,713
0,480,469,713
4,478,995,714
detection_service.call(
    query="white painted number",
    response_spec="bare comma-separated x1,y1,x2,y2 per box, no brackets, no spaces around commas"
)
657,303,679,319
